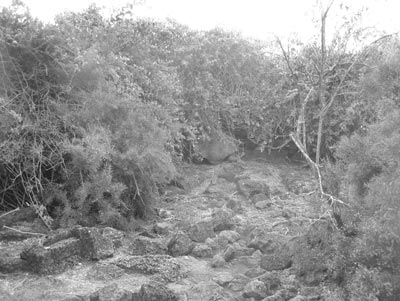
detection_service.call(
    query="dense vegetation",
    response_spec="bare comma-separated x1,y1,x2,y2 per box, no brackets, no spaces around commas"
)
1,1,400,299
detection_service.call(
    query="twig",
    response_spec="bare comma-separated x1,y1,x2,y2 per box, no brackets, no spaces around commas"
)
0,208,20,220
2,226,46,236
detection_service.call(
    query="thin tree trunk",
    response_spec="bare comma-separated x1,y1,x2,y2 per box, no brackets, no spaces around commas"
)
316,115,324,165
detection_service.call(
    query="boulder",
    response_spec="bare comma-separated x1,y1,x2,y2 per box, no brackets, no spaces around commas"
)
20,237,81,274
197,133,238,164
187,220,215,243
191,243,213,258
72,227,114,260
139,281,178,301
167,231,194,257
211,208,234,232
242,279,268,300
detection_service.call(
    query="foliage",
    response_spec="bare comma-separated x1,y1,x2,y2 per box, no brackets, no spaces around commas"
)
323,107,400,300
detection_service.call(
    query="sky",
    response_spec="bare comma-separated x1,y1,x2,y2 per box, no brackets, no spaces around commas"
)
1,0,399,42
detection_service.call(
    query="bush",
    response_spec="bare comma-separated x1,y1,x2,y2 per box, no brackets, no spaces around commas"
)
325,107,400,300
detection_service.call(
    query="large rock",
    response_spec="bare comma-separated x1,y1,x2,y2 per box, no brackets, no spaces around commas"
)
20,238,81,274
20,226,114,274
113,255,182,283
187,220,215,243
211,208,235,232
198,133,238,164
167,231,194,257
139,281,178,301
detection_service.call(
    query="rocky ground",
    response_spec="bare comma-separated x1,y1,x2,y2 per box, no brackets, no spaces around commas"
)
0,150,334,301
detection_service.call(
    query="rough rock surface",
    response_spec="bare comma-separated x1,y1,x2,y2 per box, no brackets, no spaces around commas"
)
0,152,334,301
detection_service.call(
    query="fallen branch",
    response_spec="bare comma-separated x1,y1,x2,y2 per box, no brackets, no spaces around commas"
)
289,132,348,208
0,208,20,220
2,225,46,236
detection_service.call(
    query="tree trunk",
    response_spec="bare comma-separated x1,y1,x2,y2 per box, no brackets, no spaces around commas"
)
316,115,324,165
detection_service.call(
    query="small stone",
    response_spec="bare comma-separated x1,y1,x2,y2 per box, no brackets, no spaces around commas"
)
188,220,215,243
247,237,281,254
213,272,234,287
211,208,234,232
211,254,226,268
260,253,292,271
251,193,269,204
245,267,266,278
153,222,172,235
254,200,272,209
232,242,255,256
242,279,268,300
226,198,242,212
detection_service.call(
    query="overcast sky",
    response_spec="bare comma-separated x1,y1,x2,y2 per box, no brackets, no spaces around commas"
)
1,0,399,41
